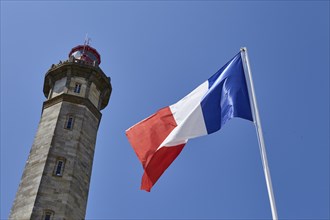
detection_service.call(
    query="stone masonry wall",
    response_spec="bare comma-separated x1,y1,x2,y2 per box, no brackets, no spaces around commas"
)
30,101,100,219
9,102,62,220
10,99,100,220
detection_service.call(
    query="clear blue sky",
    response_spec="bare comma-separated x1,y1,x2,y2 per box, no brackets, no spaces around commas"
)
1,1,329,219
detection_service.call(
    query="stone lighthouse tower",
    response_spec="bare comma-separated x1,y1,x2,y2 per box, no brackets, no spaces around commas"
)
9,43,112,219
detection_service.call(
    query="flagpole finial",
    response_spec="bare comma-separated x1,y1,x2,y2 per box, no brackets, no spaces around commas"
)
240,47,247,52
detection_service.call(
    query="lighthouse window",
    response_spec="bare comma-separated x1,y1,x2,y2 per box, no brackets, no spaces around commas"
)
45,212,51,220
74,83,81,93
43,210,54,220
54,159,65,177
65,116,74,130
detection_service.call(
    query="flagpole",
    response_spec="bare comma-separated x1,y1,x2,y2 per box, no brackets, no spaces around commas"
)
240,47,278,220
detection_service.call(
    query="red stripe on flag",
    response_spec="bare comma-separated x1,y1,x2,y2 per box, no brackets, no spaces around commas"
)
126,106,177,168
141,144,185,191
126,107,185,191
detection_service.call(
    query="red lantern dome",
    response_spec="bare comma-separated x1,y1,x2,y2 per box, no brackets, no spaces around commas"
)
69,44,101,65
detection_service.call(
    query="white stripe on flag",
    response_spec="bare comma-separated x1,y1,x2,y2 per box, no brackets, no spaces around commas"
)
157,81,209,149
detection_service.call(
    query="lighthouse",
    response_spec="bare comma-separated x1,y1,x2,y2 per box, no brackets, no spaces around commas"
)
9,42,112,219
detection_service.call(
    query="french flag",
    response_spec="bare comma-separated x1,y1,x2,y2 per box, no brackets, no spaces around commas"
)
126,52,253,191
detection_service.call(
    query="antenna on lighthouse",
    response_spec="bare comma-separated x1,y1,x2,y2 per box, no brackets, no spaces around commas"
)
84,33,91,46
83,34,92,54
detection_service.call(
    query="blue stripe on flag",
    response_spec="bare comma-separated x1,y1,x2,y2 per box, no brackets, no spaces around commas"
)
201,53,253,134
